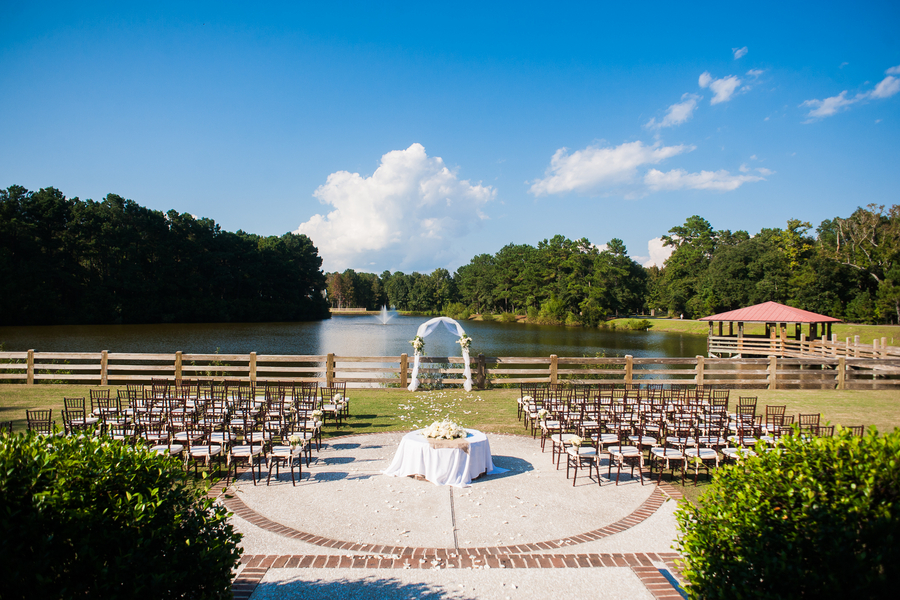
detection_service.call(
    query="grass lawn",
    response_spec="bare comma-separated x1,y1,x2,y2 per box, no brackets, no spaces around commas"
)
4,384,896,504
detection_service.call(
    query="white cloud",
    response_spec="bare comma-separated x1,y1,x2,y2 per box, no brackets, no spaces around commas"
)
645,93,701,130
637,237,675,268
802,66,900,120
746,69,765,78
296,143,494,272
739,163,750,173
699,71,742,104
529,140,693,196
756,167,775,176
870,75,900,99
733,46,748,60
644,168,765,192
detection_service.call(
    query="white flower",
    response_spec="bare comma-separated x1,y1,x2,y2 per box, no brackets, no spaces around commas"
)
289,434,303,448
456,334,472,351
423,419,466,439
537,408,550,421
570,436,584,447
409,336,425,354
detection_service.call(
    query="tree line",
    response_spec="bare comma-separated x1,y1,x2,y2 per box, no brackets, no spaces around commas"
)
328,204,900,325
0,186,330,325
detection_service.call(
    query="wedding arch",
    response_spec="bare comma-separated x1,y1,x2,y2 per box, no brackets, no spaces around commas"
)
407,317,473,392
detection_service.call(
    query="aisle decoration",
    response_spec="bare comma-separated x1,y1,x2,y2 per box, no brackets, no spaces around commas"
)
407,317,473,392
423,419,467,439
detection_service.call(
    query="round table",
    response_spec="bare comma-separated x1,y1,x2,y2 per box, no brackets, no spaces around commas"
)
382,429,502,487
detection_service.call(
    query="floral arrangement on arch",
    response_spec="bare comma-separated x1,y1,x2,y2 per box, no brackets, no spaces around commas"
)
423,419,467,440
456,333,472,352
409,335,425,355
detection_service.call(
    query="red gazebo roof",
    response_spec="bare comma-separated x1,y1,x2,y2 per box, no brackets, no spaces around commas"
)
699,301,841,324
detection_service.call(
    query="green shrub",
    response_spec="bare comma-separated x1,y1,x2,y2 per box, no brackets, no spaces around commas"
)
442,302,471,321
625,318,652,331
0,432,242,599
526,306,539,321
480,312,495,322
675,427,900,599
496,312,517,323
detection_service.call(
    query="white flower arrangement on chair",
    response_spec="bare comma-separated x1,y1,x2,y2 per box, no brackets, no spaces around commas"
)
423,420,467,440
537,408,550,421
570,435,584,448
311,409,323,422
289,434,303,450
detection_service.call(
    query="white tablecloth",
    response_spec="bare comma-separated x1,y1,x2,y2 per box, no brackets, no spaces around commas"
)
383,429,504,487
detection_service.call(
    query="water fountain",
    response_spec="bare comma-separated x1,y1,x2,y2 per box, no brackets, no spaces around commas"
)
376,305,396,325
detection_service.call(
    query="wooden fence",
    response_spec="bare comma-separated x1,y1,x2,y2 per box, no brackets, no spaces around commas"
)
708,334,900,359
2,351,899,390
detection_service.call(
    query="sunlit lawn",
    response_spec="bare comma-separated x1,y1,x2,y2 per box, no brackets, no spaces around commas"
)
3,384,896,504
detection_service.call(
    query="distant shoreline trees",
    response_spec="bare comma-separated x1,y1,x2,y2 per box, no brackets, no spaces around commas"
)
326,205,900,325
0,186,330,325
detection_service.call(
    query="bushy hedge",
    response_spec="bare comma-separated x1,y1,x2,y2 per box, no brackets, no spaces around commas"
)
675,427,900,599
0,432,242,599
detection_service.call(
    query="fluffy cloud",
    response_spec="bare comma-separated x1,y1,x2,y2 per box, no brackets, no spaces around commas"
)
296,143,494,272
802,66,900,120
699,71,742,104
645,93,701,130
529,141,693,196
733,46,748,60
637,237,675,268
644,168,765,192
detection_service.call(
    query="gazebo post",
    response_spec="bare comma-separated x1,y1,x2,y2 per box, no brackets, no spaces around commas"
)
729,322,733,336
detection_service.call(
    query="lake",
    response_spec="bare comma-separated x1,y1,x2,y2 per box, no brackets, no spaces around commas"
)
0,315,708,358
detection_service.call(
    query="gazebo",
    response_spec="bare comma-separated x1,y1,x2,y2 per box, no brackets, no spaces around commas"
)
700,301,842,357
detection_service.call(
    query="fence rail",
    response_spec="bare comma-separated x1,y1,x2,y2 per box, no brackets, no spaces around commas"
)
2,351,900,390
709,334,900,359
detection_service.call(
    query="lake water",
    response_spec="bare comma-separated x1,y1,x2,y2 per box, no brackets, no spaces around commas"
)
0,315,707,358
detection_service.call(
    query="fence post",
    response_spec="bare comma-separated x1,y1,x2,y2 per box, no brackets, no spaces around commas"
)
549,355,558,385
100,350,108,386
837,356,846,390
768,355,778,390
695,355,705,387
326,353,335,387
27,349,34,386
882,337,888,359
854,335,860,357
174,351,182,384
625,355,633,386
476,353,486,389
249,352,257,385
399,353,408,389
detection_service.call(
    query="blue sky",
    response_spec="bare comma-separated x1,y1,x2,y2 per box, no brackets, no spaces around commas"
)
2,1,898,273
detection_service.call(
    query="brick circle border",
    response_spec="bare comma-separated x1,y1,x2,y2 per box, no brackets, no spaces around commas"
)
214,430,686,557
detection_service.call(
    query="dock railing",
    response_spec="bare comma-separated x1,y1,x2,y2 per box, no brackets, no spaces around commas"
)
2,351,899,390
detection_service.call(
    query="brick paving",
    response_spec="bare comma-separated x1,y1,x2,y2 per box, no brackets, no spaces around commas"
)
216,432,689,599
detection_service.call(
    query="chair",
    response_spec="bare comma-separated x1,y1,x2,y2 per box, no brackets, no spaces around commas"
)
62,409,92,435
320,383,348,426
607,430,645,486
267,429,306,486
226,415,264,486
142,421,184,459
798,413,821,435
0,421,12,435
649,435,685,485
684,427,719,485
26,409,54,434
186,424,224,477
566,436,602,486
847,425,865,436
64,397,100,428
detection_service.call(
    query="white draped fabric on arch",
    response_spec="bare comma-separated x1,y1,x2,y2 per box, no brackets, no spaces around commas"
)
407,316,472,392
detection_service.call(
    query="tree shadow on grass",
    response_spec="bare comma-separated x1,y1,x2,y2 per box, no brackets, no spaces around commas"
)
250,574,474,599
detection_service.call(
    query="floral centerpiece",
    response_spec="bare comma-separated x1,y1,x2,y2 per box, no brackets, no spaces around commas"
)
423,419,467,440
456,334,472,352
409,335,425,355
